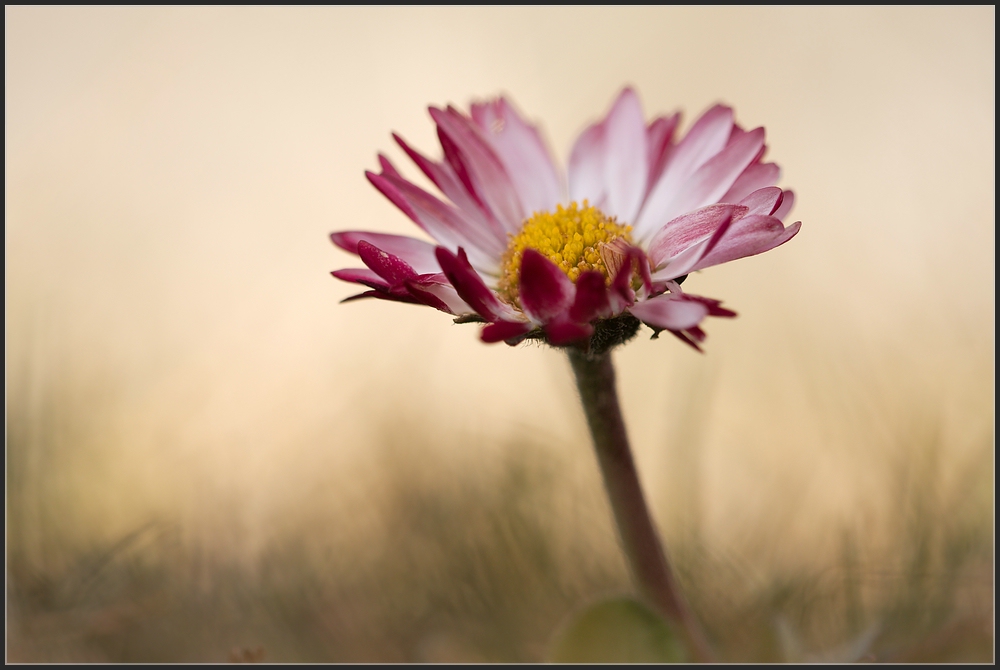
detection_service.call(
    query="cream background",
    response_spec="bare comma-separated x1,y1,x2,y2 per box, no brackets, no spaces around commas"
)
6,7,994,568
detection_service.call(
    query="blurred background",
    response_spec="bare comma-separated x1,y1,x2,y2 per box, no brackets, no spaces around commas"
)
6,6,994,662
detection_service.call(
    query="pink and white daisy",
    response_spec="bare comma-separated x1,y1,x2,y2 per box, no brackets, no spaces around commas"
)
331,88,800,351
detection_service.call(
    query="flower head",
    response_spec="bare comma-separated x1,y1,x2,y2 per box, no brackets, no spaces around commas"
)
331,88,800,352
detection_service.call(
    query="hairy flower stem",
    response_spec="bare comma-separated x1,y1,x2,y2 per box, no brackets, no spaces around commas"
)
568,348,714,662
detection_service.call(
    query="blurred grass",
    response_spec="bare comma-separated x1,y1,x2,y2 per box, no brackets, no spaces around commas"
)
6,360,993,662
6,6,994,662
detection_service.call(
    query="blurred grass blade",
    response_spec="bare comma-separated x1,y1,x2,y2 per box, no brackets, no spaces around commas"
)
548,596,688,663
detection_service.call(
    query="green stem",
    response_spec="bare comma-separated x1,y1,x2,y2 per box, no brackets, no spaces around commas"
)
567,348,714,663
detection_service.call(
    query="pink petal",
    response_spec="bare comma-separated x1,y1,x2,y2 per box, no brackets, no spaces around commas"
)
394,133,466,205
669,326,707,352
655,103,735,186
691,215,801,272
772,190,795,221
647,204,746,270
648,238,714,283
681,293,738,319
366,161,420,224
608,248,640,314
626,244,654,295
402,282,450,312
430,106,526,233
393,133,505,239
646,113,680,189
725,124,748,146
339,290,420,306
567,122,607,207
405,273,475,315
637,126,763,239
377,153,406,180
566,89,651,223
631,287,735,351
331,268,388,290
601,88,650,223
436,123,483,210
629,294,709,331
470,98,563,215
667,127,766,218
333,257,422,306
685,325,707,344
481,320,533,343
599,237,632,285
374,171,504,271
719,162,781,203
637,104,734,238
737,186,784,217
348,243,459,313
357,240,418,286
519,248,575,323
434,247,517,322
331,231,441,274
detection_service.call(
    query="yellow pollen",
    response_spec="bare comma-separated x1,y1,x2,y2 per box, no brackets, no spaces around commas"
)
498,201,632,307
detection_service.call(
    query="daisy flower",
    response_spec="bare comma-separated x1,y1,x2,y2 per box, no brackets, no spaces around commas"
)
331,88,800,351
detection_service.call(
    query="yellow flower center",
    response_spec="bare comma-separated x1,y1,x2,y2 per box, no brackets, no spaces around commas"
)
497,201,632,307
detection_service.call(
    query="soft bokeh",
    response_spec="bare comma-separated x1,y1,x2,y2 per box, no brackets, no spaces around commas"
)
6,7,994,662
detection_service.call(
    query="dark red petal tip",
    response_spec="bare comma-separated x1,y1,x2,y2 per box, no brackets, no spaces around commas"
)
435,246,511,322
519,248,575,323
357,240,418,286
569,271,612,323
481,320,533,344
